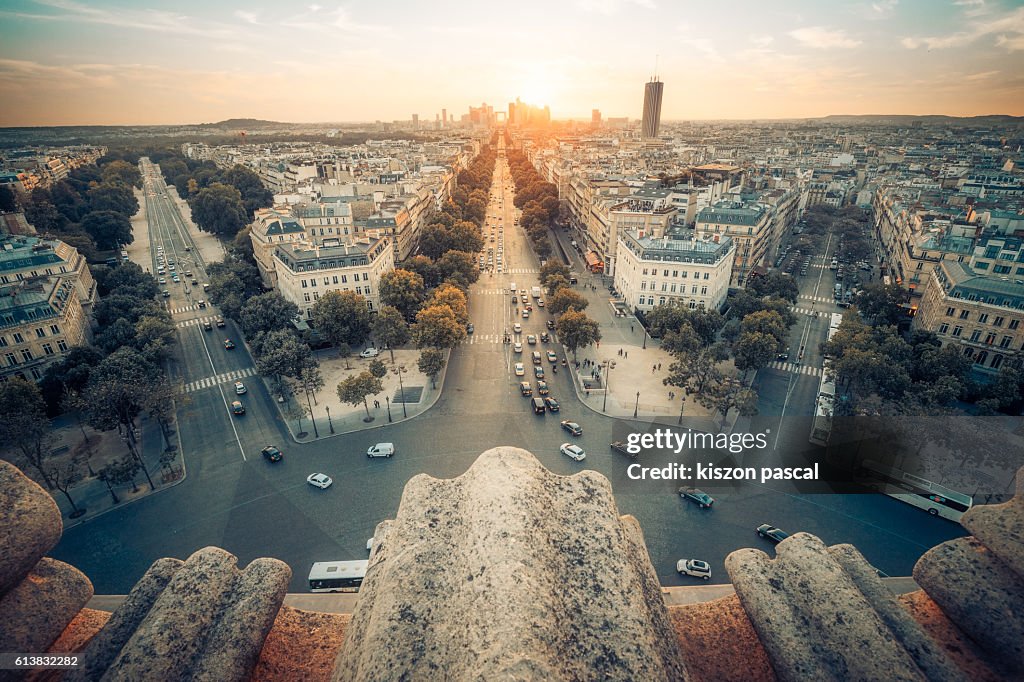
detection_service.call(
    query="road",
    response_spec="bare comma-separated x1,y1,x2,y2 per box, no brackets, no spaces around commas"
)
51,154,967,594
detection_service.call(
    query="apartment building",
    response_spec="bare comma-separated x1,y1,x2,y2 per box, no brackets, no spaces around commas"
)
695,200,771,286
273,235,394,320
615,231,734,313
914,260,1024,373
249,207,309,288
0,235,93,382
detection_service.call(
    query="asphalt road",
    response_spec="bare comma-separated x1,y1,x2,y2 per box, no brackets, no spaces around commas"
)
51,154,968,594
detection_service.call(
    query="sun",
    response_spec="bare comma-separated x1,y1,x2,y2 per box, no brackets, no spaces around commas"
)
518,80,554,107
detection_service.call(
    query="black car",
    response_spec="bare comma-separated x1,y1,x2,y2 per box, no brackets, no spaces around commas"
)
679,487,715,508
467,323,474,334
544,397,560,412
203,321,212,331
215,317,225,328
224,339,235,350
546,320,555,330
560,420,583,436
756,524,789,544
261,446,283,462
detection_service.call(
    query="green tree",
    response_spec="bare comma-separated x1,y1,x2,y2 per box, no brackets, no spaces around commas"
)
380,269,426,321
746,271,799,303
417,348,446,389
698,378,759,430
87,182,138,216
24,195,66,232
371,305,410,363
402,255,439,288
100,160,143,188
733,331,779,380
337,342,353,369
368,358,387,379
429,283,469,325
300,364,325,434
50,180,88,223
253,329,316,391
435,250,480,288
547,288,589,315
221,165,273,217
310,290,372,349
555,309,601,360
740,310,788,347
0,378,58,489
190,182,248,237
135,315,177,361
855,283,909,326
337,371,384,421
100,261,158,299
0,184,17,212
540,262,572,290
239,291,299,338
412,304,466,349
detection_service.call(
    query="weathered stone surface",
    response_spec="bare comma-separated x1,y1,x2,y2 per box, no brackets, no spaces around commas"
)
913,536,1024,673
960,465,1024,578
669,595,775,682
828,544,965,682
0,558,92,655
191,557,291,681
898,591,1004,682
726,533,925,681
0,461,63,595
64,557,183,682
333,447,687,681
252,606,350,682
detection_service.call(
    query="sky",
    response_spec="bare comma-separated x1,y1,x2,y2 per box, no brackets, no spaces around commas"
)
0,0,1023,126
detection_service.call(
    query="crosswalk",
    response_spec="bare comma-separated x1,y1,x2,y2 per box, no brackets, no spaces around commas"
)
465,334,556,346
176,315,221,329
799,294,834,303
171,304,214,315
766,361,822,376
502,267,538,274
792,307,817,317
184,367,257,393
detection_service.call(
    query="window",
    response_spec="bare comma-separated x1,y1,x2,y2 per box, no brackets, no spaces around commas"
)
969,330,981,342
979,314,989,324
663,270,669,277
50,324,59,335
356,287,362,295
641,282,647,291
670,284,677,293
704,272,710,280
994,316,1004,327
333,276,339,284
20,349,32,362
303,293,311,302
975,350,988,366
5,353,15,366
13,333,24,344
341,275,348,283
301,279,308,288
363,273,369,281
938,323,949,334
661,283,667,292
691,286,698,294
985,333,996,345
992,355,1004,369
659,296,666,305
945,307,955,317
959,310,969,320
976,262,990,270
313,292,320,301
701,286,708,295
642,268,648,276
672,270,678,277
1000,336,1012,349
693,272,699,278
57,340,68,352
952,326,963,337
324,278,329,286
365,286,371,295
1010,319,1020,330
35,328,45,338
42,343,54,356
994,265,1011,274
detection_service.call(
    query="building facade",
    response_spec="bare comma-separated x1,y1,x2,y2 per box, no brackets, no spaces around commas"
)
641,78,664,139
695,200,771,286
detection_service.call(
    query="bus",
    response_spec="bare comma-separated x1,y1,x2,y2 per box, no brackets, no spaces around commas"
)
858,459,973,522
585,251,605,274
808,360,836,446
308,560,368,593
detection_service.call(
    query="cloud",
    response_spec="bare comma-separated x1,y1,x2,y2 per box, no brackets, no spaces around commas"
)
789,27,862,49
751,35,774,47
280,7,388,36
576,0,655,15
869,0,898,17
964,70,999,81
902,5,1024,51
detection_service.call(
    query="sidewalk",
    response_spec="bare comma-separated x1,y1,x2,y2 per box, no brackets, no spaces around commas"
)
5,411,186,527
277,347,447,443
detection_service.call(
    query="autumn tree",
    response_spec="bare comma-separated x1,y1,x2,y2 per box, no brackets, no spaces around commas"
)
547,288,589,315
310,290,371,348
371,305,410,362
417,348,446,389
555,309,601,360
412,305,466,349
337,371,384,421
380,269,426,321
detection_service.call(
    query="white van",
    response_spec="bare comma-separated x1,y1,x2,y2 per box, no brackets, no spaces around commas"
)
367,443,395,458
510,282,517,294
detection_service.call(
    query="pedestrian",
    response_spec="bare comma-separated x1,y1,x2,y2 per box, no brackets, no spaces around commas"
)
624,351,628,359
631,324,634,333
652,364,656,373
657,363,661,371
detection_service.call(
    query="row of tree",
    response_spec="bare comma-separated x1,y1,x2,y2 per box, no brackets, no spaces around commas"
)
506,148,559,258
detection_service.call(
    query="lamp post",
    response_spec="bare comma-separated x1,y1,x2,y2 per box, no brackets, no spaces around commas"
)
642,325,648,350
393,365,408,418
633,391,640,418
678,395,686,425
602,359,612,413
386,395,392,423
326,406,334,434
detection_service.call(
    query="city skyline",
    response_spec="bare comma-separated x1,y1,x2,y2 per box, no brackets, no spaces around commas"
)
0,0,1023,126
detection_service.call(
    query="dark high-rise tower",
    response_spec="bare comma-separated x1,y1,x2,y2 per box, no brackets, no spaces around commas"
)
641,77,663,139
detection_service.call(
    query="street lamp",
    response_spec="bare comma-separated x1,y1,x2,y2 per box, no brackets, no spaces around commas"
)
642,325,648,350
386,395,393,422
326,405,334,434
392,365,408,418
633,391,640,418
677,395,686,425
602,359,612,413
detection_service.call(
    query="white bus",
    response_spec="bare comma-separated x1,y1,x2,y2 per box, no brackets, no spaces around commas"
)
809,360,836,447
308,560,368,593
859,459,973,522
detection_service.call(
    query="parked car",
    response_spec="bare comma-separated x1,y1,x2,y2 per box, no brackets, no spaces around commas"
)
560,420,583,436
223,339,235,350
261,446,282,462
560,443,586,461
676,559,711,580
230,400,245,416
307,473,333,489
756,524,789,544
678,487,715,508
609,441,638,459
162,290,170,298
359,348,380,358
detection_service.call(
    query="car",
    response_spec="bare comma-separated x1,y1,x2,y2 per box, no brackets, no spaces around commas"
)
776,352,789,361
224,339,235,350
158,277,166,284
520,381,533,396
540,332,550,343
678,487,715,508
234,381,247,394
536,380,549,395
191,278,198,285
203,321,212,331
203,284,210,291
367,443,395,458
534,365,545,379
537,300,545,308
260,445,283,462
560,420,583,436
676,559,711,580
513,342,523,353
215,316,225,328
756,524,790,544
230,400,245,416
307,473,333,489
527,335,537,345
168,264,176,271
515,362,525,376
172,276,180,283
546,320,555,330
522,309,530,319
547,350,558,362
359,348,380,358
162,290,170,298
560,443,586,461
544,397,560,412
197,300,207,308
513,323,522,334
466,323,474,334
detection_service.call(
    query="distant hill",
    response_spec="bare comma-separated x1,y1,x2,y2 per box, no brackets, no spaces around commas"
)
198,118,286,129
814,114,1024,125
